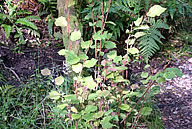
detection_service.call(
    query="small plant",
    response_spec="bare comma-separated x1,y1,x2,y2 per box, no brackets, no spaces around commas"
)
0,0,40,46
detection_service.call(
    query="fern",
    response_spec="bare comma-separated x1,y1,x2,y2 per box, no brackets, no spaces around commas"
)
16,18,38,30
138,19,169,62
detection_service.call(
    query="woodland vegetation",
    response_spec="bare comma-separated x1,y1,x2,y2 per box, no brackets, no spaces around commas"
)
0,0,192,128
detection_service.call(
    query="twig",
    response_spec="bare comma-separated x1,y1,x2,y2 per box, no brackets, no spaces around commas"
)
131,84,150,129
1,62,22,83
120,81,155,124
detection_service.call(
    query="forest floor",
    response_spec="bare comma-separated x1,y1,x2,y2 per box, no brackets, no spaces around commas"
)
156,57,192,129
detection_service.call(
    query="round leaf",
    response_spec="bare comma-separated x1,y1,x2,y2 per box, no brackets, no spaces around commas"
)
85,105,98,113
72,63,83,73
41,68,51,76
49,90,61,100
119,104,131,112
55,16,67,27
84,58,97,68
94,111,104,119
70,30,81,41
55,76,64,85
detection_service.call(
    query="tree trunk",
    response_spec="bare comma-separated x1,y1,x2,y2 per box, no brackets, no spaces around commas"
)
57,0,81,54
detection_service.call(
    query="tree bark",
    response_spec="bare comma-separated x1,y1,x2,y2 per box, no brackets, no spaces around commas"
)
57,0,81,54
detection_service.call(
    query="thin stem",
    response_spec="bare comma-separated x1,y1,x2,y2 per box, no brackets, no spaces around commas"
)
120,81,155,124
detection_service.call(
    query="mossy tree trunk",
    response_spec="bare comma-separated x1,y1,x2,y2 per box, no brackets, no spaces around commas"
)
57,0,81,54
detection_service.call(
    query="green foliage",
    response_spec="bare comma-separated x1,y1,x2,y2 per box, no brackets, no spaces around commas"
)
135,15,169,62
38,0,57,16
0,0,40,46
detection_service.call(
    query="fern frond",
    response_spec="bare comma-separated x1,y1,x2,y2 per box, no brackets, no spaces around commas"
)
16,18,38,30
151,19,169,29
138,28,163,62
151,28,165,38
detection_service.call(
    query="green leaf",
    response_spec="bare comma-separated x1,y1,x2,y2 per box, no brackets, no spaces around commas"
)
57,104,68,109
164,68,183,77
55,16,67,27
70,30,81,41
96,20,102,27
71,114,81,120
64,94,77,100
149,86,160,96
144,64,150,69
93,31,112,40
104,110,113,116
93,30,103,40
115,66,127,71
127,47,139,54
164,72,175,79
85,105,98,113
89,22,96,26
141,107,152,116
58,50,80,65
88,93,98,100
97,90,110,97
55,76,64,85
134,32,147,38
87,80,97,90
114,76,129,83
84,58,97,68
71,107,78,113
147,5,167,17
49,90,61,100
58,49,66,55
81,40,93,49
94,111,104,119
101,116,114,129
79,53,88,60
25,16,41,21
107,51,117,59
82,113,94,121
72,63,83,73
134,25,149,30
125,38,136,45
141,72,149,78
169,7,176,20
156,77,166,83
16,18,38,30
1,24,12,39
134,16,143,26
104,41,117,49
113,56,122,64
119,104,131,112
105,21,116,26
82,76,97,90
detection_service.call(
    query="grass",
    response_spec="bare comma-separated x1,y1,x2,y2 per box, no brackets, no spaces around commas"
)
0,67,73,128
